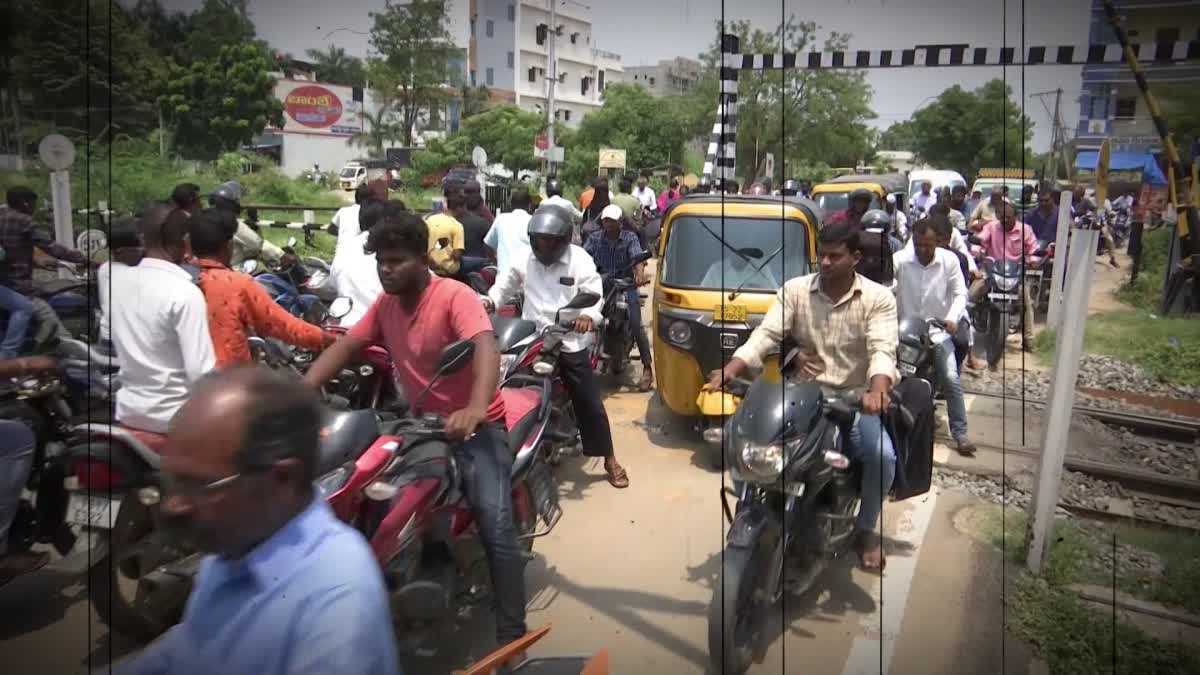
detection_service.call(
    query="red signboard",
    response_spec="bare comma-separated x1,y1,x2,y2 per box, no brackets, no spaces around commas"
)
285,85,343,129
535,133,548,150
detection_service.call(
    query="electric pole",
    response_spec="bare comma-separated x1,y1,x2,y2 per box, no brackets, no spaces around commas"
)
1048,89,1062,183
545,0,558,175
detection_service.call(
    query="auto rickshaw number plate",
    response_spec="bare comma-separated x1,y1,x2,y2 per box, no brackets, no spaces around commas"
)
714,305,747,323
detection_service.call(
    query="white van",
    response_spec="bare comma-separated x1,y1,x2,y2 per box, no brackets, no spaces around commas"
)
908,169,967,200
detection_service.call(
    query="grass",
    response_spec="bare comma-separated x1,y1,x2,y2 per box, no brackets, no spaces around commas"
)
1034,310,1200,387
1117,226,1174,310
959,503,1200,673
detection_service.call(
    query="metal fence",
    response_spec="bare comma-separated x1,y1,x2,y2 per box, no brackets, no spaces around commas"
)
485,185,512,215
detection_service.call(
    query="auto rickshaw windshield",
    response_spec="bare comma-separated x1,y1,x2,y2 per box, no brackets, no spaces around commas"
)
661,216,811,292
815,192,881,213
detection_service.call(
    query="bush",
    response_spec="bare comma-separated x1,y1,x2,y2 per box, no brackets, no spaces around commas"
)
1117,226,1173,309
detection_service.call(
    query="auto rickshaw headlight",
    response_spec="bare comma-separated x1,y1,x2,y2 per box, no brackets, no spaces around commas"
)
667,320,693,347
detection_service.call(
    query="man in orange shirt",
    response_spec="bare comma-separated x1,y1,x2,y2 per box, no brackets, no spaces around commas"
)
188,209,332,367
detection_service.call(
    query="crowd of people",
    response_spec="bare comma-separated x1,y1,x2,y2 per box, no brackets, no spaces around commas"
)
0,167,1139,672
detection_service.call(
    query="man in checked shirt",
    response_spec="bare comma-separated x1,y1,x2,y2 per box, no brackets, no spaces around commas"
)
704,222,900,572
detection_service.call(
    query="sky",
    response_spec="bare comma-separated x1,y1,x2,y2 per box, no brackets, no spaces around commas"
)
162,0,1093,152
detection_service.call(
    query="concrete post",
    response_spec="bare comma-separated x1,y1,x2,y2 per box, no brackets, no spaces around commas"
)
1026,227,1099,574
1045,190,1074,331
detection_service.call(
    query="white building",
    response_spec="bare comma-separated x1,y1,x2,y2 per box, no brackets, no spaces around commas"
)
447,0,624,127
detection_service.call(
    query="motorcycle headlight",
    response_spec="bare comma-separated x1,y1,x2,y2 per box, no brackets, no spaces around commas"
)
739,442,784,480
615,298,628,311
314,466,350,497
897,343,922,365
499,353,518,377
532,360,554,376
995,275,1020,292
667,320,693,347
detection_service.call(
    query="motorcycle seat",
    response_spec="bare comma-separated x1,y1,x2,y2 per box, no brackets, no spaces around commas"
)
75,423,167,469
317,409,380,474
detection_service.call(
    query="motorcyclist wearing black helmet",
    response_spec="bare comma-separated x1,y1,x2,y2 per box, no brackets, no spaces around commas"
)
828,188,875,229
540,177,583,242
484,209,630,488
780,179,801,197
693,176,713,194
209,181,289,270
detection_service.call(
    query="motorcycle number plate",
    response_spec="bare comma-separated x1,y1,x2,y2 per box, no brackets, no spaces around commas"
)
988,292,1019,302
714,305,747,323
720,333,740,349
65,493,120,529
899,362,917,376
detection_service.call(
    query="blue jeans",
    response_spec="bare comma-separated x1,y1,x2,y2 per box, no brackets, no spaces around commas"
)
0,285,34,359
934,335,969,439
0,420,36,555
459,256,488,275
455,424,527,645
845,413,897,532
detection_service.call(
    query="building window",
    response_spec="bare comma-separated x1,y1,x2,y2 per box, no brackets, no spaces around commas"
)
507,3,515,21
470,70,476,86
1088,94,1106,120
1155,27,1180,43
570,32,579,44
649,76,656,87
1115,97,1137,119
486,19,494,38
581,76,589,96
598,69,605,91
536,24,547,46
528,67,537,83
564,110,572,121
507,51,514,68
486,68,494,86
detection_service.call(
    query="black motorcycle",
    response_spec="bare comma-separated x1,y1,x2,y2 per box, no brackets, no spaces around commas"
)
597,251,652,377
970,257,1025,368
708,375,898,675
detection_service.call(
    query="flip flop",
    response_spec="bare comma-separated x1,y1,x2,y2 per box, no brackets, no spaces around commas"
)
854,532,887,574
605,464,630,489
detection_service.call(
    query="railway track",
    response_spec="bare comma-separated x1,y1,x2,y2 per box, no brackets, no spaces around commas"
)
960,387,1200,443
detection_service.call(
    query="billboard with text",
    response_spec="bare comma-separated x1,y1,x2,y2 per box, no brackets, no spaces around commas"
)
273,79,364,137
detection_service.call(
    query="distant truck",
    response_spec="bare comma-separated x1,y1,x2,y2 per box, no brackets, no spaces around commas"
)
338,159,388,191
970,168,1039,200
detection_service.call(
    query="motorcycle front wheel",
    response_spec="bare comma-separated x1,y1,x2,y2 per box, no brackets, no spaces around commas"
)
87,494,187,642
985,307,1006,367
708,537,774,675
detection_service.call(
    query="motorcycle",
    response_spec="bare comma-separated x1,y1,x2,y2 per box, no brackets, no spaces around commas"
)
1028,240,1056,311
2,338,116,556
490,292,603,463
969,256,1027,368
596,251,652,377
707,373,903,674
245,237,329,325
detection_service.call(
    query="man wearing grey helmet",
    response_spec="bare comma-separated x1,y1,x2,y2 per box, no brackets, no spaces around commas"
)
208,181,288,269
484,208,630,488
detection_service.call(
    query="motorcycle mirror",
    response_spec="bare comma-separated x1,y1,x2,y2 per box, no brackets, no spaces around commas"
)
563,291,601,310
736,247,765,259
240,260,259,274
631,251,652,266
328,297,353,320
436,340,476,376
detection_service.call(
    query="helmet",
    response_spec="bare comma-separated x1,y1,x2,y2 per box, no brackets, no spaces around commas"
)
781,179,800,196
210,181,243,214
535,202,576,225
860,209,891,232
849,188,874,207
546,177,563,197
527,208,573,266
694,176,712,194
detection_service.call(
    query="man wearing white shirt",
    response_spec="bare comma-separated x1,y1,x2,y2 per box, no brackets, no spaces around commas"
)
484,208,629,488
109,205,216,434
632,176,657,213
331,200,389,327
903,204,977,274
484,189,533,277
330,184,371,256
893,218,975,455
910,181,937,215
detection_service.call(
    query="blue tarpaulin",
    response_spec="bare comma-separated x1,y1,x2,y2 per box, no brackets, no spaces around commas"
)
1074,151,1167,185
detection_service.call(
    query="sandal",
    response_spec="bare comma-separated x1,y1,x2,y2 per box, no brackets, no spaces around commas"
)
638,370,654,393
605,463,630,489
854,530,887,574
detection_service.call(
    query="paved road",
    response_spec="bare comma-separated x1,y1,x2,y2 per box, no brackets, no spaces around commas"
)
0,266,1040,674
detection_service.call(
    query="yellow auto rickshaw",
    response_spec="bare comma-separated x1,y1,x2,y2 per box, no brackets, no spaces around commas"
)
810,173,907,220
652,194,821,444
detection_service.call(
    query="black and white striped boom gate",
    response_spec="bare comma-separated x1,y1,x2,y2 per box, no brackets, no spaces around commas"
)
703,34,1200,186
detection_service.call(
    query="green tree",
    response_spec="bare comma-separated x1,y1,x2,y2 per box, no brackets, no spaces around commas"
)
1161,88,1200,158
460,105,544,177
306,46,367,88
369,0,457,146
878,120,919,151
557,84,689,188
351,104,403,158
163,42,283,160
907,79,1035,178
460,84,492,119
183,0,257,63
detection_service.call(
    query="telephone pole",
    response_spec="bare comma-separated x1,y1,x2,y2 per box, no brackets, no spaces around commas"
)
1032,88,1072,184
545,0,558,175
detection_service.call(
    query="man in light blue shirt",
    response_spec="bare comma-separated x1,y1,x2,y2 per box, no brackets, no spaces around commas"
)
112,364,399,675
484,188,533,278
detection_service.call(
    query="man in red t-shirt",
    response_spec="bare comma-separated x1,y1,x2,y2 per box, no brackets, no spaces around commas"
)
304,211,527,654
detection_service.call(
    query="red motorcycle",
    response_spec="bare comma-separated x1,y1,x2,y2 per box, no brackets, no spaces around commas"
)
490,291,604,464
322,339,561,653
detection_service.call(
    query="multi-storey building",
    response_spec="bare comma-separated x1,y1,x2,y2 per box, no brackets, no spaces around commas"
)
625,57,701,97
1074,0,1200,157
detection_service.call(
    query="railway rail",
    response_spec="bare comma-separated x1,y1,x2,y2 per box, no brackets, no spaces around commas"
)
960,387,1200,443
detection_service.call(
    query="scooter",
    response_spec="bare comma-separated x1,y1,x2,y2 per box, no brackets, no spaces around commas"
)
246,237,328,324
596,252,652,377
